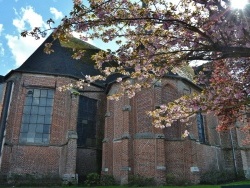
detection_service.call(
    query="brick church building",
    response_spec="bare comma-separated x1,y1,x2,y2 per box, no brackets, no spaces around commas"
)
0,35,249,185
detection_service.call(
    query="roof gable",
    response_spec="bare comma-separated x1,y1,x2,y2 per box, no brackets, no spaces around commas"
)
7,35,104,86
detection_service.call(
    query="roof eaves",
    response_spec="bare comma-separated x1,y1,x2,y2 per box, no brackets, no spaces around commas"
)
4,70,106,89
164,74,202,91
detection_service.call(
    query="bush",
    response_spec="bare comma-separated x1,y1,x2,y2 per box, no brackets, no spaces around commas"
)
165,173,191,186
128,174,156,187
84,173,100,186
100,174,117,186
165,173,176,185
200,168,245,185
6,173,61,186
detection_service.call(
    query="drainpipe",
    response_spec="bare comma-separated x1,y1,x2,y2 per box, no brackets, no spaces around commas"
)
229,128,238,178
0,81,13,157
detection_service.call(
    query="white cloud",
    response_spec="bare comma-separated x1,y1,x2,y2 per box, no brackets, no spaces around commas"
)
13,6,47,32
6,34,45,67
50,7,63,20
6,6,47,67
13,8,18,16
0,24,3,36
0,43,4,56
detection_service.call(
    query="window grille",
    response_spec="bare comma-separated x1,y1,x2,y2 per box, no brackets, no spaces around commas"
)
77,96,97,147
19,88,54,144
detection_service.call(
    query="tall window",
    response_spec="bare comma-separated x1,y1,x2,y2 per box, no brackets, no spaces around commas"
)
19,88,54,144
197,112,205,143
77,96,97,148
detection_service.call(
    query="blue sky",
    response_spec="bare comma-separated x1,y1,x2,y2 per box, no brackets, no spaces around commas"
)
0,0,74,76
2,0,225,77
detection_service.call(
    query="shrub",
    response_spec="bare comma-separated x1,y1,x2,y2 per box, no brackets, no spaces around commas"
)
6,173,61,186
200,168,245,185
165,173,191,186
100,174,117,186
165,173,176,185
128,174,156,187
84,173,100,186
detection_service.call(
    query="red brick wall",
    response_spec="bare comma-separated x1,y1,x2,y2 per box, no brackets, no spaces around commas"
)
165,140,225,184
103,77,231,185
135,89,153,133
0,72,106,182
102,83,133,184
1,73,75,177
76,149,99,176
6,145,60,175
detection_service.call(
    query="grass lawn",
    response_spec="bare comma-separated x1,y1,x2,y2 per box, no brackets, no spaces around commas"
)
1,180,250,187
76,180,250,188
66,180,250,188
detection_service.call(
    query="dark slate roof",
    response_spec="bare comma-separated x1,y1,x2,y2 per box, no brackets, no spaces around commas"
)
5,35,107,87
4,34,201,91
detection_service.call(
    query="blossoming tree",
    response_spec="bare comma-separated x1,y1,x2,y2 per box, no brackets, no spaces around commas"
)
22,0,250,137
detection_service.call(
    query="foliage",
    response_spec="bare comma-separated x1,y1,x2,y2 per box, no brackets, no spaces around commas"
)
23,0,250,138
6,173,61,186
200,168,245,185
100,174,117,186
166,173,177,185
84,173,100,187
128,174,156,187
165,173,177,185
165,173,191,186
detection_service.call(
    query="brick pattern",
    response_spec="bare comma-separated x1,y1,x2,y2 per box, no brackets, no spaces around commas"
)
113,96,124,138
112,141,122,180
1,74,74,178
155,139,166,184
134,139,156,177
102,100,115,175
165,141,186,180
0,73,105,183
76,149,98,176
162,82,182,140
1,72,248,185
103,77,240,185
8,145,60,175
135,89,153,133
